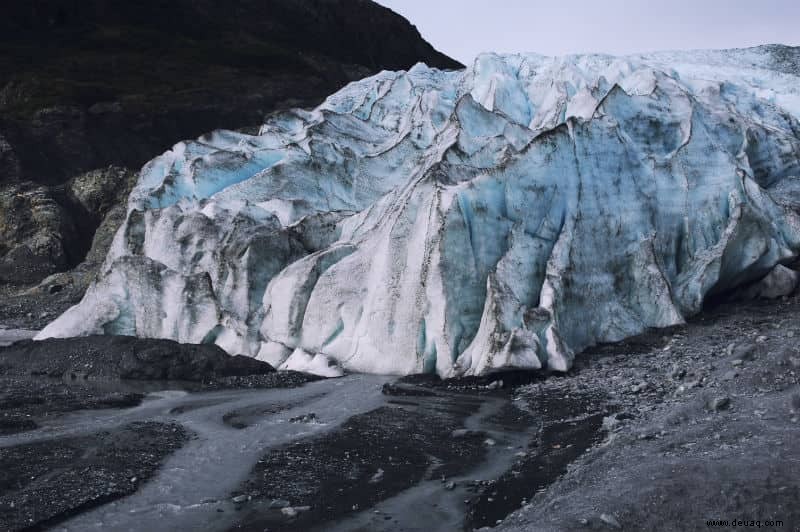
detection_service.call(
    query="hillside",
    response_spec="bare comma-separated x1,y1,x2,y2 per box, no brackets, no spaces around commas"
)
0,0,462,287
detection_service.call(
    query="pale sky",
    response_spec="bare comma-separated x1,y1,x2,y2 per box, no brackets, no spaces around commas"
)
377,0,800,65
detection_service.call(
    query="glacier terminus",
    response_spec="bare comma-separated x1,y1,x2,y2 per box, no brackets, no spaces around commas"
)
38,47,800,377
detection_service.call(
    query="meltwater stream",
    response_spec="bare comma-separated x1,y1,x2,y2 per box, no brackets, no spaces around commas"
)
0,373,543,532
319,395,535,532
49,375,389,532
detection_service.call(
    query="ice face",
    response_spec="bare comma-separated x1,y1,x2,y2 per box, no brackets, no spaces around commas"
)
38,47,800,377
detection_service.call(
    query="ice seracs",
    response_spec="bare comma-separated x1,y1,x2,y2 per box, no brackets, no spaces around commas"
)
38,46,800,377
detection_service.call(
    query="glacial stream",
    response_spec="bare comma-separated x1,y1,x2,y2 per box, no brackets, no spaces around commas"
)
0,373,546,532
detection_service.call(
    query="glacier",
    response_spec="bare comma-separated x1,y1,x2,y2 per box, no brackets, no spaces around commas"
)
38,46,800,377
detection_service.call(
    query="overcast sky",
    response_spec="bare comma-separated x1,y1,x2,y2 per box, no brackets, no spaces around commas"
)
377,0,800,65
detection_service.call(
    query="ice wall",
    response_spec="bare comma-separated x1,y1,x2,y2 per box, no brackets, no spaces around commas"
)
38,48,800,377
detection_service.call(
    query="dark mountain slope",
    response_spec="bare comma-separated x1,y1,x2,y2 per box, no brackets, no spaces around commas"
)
0,0,462,185
0,0,462,288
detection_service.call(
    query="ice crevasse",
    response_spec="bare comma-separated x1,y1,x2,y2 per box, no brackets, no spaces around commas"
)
38,47,800,377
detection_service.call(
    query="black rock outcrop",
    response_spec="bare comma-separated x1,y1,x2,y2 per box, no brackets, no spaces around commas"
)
0,335,276,381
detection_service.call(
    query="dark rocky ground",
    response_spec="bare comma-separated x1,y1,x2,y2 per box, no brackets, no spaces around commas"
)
0,279,798,531
494,295,800,532
231,399,488,532
0,335,321,437
0,263,86,330
0,377,144,436
0,335,278,381
0,421,189,531
0,332,325,531
200,282,790,532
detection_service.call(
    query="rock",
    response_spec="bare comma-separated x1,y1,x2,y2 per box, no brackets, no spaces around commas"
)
676,380,701,394
484,438,497,447
732,343,757,361
282,505,311,517
289,413,318,424
369,468,385,484
708,397,731,411
68,167,138,218
0,167,138,286
721,370,739,381
631,382,649,394
602,414,621,432
444,481,456,490
486,380,504,390
268,499,291,509
47,284,63,294
0,133,22,183
739,264,800,299
600,512,623,529
670,367,686,380
0,335,275,382
732,359,744,367
0,184,79,284
219,355,279,377
451,429,483,438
